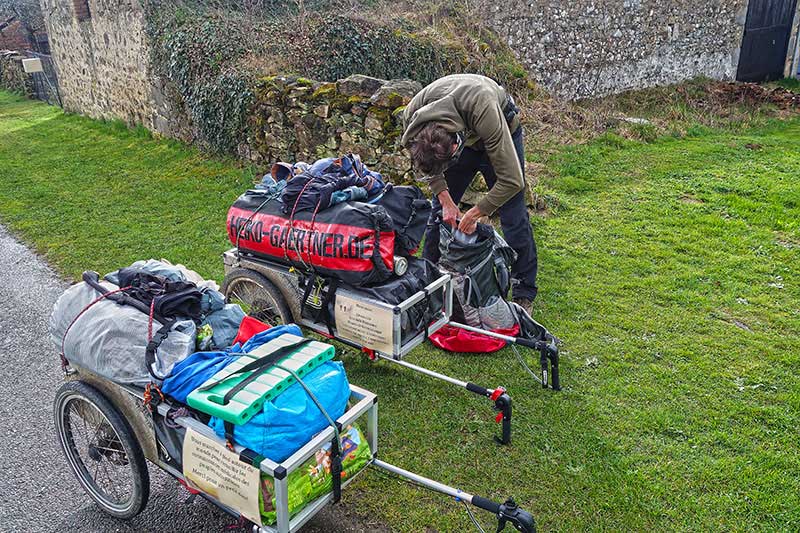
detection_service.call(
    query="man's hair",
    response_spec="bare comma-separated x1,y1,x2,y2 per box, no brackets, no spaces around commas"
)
410,123,456,175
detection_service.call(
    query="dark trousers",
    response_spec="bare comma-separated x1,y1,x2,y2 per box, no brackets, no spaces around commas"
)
422,126,538,300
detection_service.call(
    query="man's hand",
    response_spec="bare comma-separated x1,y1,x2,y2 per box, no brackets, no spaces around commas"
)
458,205,483,234
438,190,461,228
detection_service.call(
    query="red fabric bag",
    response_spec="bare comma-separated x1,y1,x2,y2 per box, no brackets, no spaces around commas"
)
429,324,520,353
232,316,271,345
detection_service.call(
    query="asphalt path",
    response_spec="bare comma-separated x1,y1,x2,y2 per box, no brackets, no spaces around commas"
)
0,224,388,533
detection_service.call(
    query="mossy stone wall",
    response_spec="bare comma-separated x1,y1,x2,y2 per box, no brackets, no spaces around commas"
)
0,53,34,96
242,74,421,182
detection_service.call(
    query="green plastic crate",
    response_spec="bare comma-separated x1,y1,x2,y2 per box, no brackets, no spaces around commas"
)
187,333,335,424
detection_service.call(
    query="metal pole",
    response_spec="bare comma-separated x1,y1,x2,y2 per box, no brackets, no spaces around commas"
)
367,400,378,456
376,353,468,388
274,476,290,533
372,459,475,503
448,320,518,343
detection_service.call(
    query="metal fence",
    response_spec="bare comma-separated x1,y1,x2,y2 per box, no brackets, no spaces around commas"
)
25,51,61,106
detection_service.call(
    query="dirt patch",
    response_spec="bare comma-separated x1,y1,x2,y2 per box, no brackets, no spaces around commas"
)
705,82,800,110
303,500,393,532
680,194,704,205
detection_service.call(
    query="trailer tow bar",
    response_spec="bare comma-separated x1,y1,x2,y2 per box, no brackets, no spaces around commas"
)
375,354,513,445
448,321,561,391
373,459,536,532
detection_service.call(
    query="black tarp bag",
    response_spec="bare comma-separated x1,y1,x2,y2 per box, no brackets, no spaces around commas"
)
375,184,432,256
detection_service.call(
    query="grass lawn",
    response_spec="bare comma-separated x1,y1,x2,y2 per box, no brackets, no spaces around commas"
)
1,90,799,531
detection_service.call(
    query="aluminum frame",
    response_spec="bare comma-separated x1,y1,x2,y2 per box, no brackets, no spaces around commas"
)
123,383,378,533
224,250,454,360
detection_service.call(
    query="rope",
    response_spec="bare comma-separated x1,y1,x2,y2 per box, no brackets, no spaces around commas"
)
284,175,318,270
274,363,341,444
143,383,165,413
164,407,192,429
510,343,543,386
234,193,277,256
147,299,156,342
60,285,132,369
463,500,488,533
305,197,324,274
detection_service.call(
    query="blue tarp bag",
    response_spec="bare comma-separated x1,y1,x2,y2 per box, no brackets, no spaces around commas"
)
161,324,303,403
208,360,350,463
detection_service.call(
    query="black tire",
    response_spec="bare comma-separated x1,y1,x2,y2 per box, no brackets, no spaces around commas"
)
222,267,293,327
54,380,149,520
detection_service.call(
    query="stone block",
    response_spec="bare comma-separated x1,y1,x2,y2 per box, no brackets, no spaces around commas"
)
336,74,387,97
370,79,422,108
364,116,383,131
313,104,329,118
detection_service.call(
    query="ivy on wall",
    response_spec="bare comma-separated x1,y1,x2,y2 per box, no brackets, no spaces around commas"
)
144,0,537,156
304,17,460,85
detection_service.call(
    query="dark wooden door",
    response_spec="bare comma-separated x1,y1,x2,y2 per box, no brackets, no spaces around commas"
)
737,0,799,81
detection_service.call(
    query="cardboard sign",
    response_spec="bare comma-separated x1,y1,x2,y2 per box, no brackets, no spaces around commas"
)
22,58,43,73
334,293,394,353
182,428,261,525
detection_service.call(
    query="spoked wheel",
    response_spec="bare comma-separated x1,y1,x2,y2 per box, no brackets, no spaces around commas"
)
54,380,149,519
222,268,293,326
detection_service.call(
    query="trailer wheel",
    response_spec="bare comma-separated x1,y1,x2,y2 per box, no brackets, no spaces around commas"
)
54,380,149,519
223,267,293,326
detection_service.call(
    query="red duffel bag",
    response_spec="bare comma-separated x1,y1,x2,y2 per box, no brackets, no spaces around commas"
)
227,189,396,286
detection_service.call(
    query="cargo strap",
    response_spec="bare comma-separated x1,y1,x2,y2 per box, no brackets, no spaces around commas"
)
300,274,338,336
196,339,313,404
197,339,312,445
82,271,174,381
274,362,344,504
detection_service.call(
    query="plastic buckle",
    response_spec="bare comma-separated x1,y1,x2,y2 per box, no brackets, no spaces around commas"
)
489,387,506,401
306,278,325,309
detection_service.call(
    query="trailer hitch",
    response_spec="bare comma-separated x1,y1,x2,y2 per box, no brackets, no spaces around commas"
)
472,495,536,533
465,384,512,444
516,337,560,391
374,460,536,533
491,388,512,446
496,498,536,532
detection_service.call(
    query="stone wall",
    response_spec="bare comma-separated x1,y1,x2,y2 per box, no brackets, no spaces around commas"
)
39,0,168,128
243,75,420,182
0,51,33,95
0,18,35,51
485,0,750,99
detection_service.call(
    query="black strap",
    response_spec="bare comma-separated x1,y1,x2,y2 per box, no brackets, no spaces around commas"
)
421,288,432,338
197,339,313,405
224,420,236,445
330,436,343,503
145,323,173,381
300,275,338,337
299,273,317,319
83,271,175,381
320,278,338,336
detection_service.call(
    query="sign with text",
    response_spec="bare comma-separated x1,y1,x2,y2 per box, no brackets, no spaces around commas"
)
182,428,261,525
334,293,394,353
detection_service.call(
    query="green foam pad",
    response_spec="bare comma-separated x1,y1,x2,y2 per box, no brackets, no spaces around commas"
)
187,333,335,424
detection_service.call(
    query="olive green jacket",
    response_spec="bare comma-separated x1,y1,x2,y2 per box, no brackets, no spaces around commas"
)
401,74,522,215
